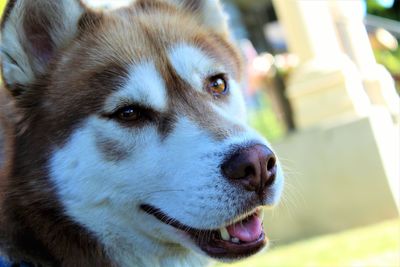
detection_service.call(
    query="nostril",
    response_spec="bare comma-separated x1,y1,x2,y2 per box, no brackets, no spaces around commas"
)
266,156,276,172
265,155,277,187
223,162,256,181
244,165,256,178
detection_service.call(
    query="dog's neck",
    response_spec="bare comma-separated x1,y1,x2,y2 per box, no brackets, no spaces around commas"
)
90,220,210,267
108,244,209,267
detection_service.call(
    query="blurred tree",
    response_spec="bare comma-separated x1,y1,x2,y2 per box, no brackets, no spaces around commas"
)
231,0,295,132
366,0,400,92
367,0,400,21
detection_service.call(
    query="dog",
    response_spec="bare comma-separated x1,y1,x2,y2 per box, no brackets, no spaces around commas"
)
0,0,284,266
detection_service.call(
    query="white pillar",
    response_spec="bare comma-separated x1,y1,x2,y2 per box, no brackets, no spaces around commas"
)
330,0,400,118
272,0,371,129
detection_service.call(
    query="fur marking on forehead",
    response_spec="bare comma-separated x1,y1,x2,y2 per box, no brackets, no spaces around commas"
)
168,43,224,92
104,61,167,112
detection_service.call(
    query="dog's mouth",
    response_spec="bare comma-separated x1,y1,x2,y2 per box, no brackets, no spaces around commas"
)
140,204,266,259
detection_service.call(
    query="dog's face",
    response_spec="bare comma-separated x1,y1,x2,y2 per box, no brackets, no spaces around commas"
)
1,0,283,265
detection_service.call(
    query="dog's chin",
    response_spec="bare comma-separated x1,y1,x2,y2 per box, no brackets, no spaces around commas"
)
140,204,267,261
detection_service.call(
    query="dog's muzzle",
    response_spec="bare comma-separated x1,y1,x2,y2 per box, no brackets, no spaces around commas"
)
141,143,281,260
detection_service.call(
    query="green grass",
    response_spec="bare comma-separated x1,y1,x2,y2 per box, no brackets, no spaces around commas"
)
215,219,400,267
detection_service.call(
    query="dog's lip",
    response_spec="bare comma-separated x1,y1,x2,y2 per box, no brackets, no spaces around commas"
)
198,231,266,259
140,204,267,259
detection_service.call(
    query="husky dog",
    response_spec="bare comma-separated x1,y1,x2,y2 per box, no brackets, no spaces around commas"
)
0,0,284,266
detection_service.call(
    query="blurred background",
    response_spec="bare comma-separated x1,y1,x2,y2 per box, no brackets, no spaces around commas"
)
1,0,399,266
212,1,400,266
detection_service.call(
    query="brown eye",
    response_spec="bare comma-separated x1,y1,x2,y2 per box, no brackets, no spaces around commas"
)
208,76,228,96
116,106,141,121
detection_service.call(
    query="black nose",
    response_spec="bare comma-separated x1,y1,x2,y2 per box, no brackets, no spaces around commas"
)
221,144,277,196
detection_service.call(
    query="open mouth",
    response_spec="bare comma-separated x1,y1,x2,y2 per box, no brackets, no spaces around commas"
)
140,204,267,259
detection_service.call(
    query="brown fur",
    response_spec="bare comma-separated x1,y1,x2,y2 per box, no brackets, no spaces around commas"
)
0,0,244,265
95,131,130,162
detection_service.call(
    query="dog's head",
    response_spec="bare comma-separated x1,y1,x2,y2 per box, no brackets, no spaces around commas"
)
1,0,283,264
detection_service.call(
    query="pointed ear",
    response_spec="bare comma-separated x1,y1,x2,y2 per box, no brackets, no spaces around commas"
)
167,0,229,36
0,0,85,91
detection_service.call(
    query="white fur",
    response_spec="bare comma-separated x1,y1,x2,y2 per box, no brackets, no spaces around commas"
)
211,80,248,122
104,61,168,112
167,0,228,35
1,19,35,85
200,0,229,35
83,0,133,9
168,44,226,92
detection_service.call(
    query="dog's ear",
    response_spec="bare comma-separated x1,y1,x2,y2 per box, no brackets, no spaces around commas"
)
0,0,86,93
166,0,229,36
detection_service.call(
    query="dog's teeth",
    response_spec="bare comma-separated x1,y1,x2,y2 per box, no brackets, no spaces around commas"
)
219,227,230,241
231,237,240,243
259,208,265,220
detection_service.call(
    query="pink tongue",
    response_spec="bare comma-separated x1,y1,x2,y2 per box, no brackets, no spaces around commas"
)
226,215,263,242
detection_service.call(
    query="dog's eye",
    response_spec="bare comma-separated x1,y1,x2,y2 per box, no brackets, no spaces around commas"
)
115,106,142,122
208,75,228,96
